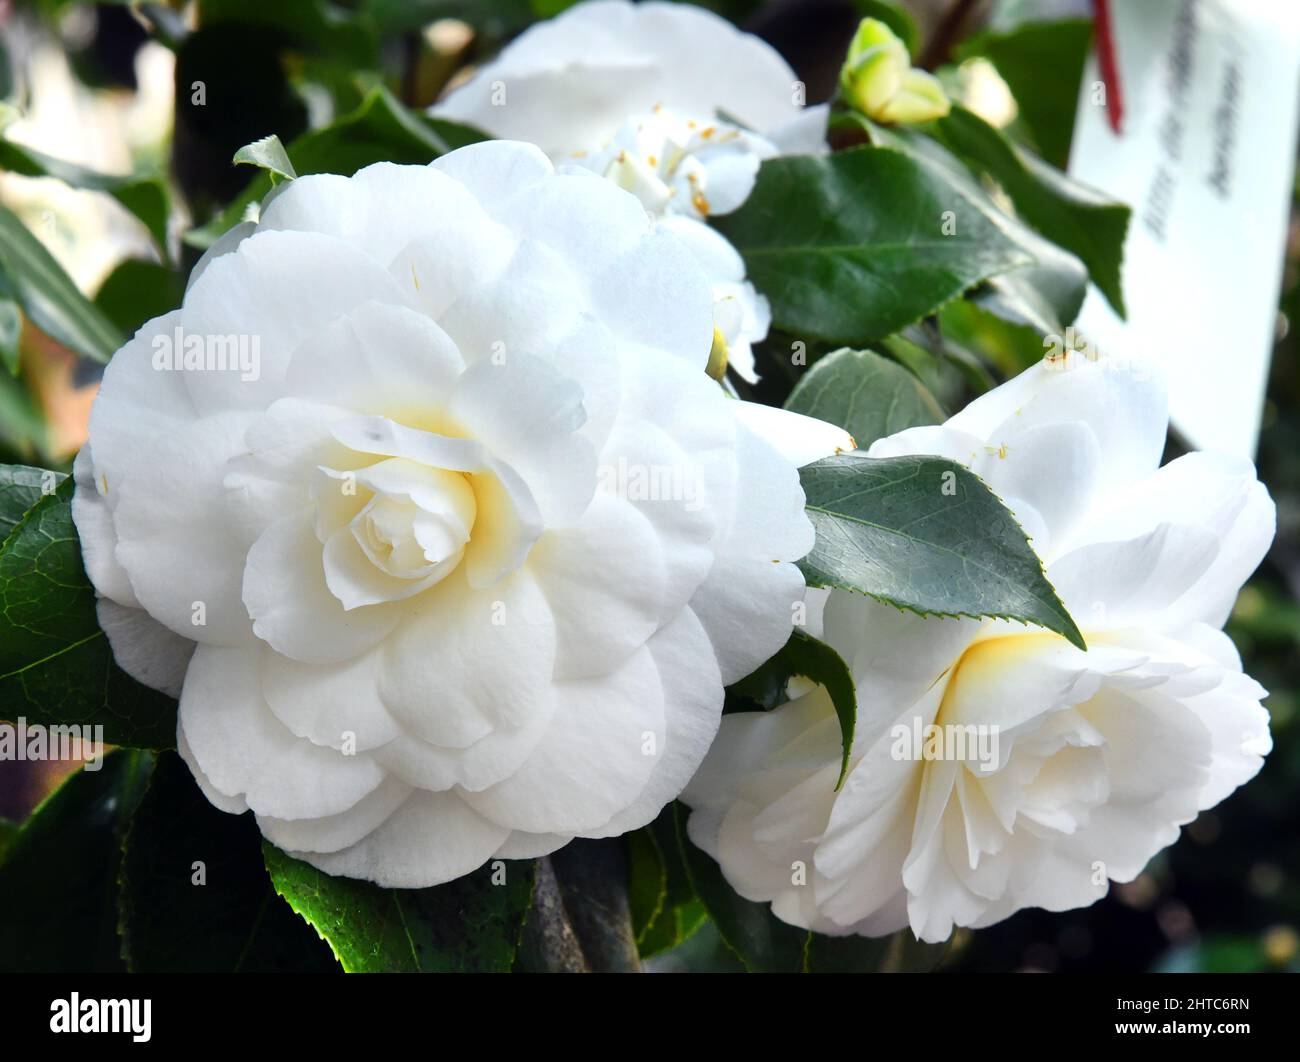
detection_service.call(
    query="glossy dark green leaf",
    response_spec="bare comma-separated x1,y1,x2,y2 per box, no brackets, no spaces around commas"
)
627,827,668,945
0,205,122,362
786,346,943,450
798,452,1085,648
264,843,535,972
0,138,171,255
673,803,808,972
634,805,706,958
741,630,857,789
957,19,1093,167
713,146,1033,346
119,752,338,972
866,117,1088,334
189,87,486,249
932,105,1130,315
0,750,154,972
0,476,178,748
0,463,60,542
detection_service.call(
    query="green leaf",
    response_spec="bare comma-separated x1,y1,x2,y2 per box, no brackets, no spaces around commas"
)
0,475,179,748
201,0,380,66
940,296,1047,378
0,137,171,256
627,827,668,946
0,296,19,375
633,805,706,958
0,206,122,362
805,929,951,972
798,452,1085,649
672,803,808,972
0,751,154,972
232,133,297,184
0,463,59,541
742,630,857,790
865,118,1088,334
785,346,943,450
189,87,486,249
956,19,1093,168
713,146,1034,346
264,843,535,972
931,105,1130,315
119,752,338,972
93,259,184,337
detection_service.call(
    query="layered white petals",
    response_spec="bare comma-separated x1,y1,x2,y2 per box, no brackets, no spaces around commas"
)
433,0,826,383
686,352,1274,941
75,144,822,887
432,1,821,160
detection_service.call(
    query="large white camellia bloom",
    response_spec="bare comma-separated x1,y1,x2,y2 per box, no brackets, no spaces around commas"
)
73,140,849,887
685,352,1274,942
433,0,828,383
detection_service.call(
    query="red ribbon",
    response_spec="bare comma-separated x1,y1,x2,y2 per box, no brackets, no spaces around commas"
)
1093,0,1124,134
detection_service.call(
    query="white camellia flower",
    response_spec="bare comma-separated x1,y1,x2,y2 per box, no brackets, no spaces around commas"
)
73,140,851,888
433,0,828,383
685,351,1274,942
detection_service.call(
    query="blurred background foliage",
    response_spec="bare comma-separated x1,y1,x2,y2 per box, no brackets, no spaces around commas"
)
0,0,1294,972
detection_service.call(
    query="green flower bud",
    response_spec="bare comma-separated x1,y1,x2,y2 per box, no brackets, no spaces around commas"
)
840,18,951,125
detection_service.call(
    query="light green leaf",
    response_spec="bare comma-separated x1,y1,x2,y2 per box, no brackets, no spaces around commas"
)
713,146,1034,346
798,452,1085,648
232,133,297,184
932,105,1130,315
263,843,535,972
188,87,486,249
0,751,154,972
0,207,122,362
0,475,179,748
119,752,338,972
785,346,943,450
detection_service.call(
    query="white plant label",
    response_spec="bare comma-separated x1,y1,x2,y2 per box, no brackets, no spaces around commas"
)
1069,0,1300,456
